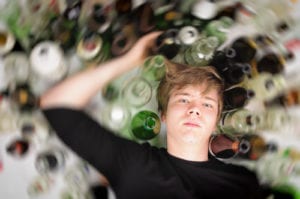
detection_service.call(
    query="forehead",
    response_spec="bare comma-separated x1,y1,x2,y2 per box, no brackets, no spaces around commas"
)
170,84,219,100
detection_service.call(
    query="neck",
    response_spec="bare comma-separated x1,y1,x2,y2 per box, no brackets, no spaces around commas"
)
167,138,209,162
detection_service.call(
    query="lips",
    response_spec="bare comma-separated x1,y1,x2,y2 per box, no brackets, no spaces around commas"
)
183,122,201,127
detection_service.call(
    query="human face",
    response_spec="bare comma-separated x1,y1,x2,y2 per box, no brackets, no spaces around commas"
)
162,84,219,145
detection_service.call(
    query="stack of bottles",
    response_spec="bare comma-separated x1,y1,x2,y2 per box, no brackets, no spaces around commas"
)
1,0,300,198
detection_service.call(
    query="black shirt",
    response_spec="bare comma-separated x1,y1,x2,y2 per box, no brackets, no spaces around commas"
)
42,107,265,199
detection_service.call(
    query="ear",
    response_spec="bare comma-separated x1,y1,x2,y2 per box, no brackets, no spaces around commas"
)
160,112,166,122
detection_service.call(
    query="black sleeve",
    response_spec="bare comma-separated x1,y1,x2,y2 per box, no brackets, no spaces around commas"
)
42,107,146,185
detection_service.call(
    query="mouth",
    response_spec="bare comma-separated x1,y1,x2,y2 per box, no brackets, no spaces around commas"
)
183,122,201,127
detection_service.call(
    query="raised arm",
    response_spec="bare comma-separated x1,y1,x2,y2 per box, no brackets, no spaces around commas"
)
40,31,162,109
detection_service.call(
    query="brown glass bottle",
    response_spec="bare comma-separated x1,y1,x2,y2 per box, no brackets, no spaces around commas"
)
223,86,255,110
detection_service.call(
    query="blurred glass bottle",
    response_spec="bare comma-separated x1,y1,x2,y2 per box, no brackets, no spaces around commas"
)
100,100,131,133
29,41,68,96
190,0,219,21
121,76,153,108
131,2,156,36
177,25,199,46
203,16,234,45
213,1,243,21
35,147,66,175
76,31,109,65
222,62,252,87
270,184,300,199
223,86,255,111
225,36,257,64
218,108,263,134
3,52,30,89
255,153,300,186
86,2,115,34
110,22,137,57
260,106,291,132
50,0,82,50
209,133,267,161
184,36,219,66
255,52,285,75
153,1,183,30
242,72,287,102
140,55,166,84
10,83,39,112
0,23,16,55
64,162,90,192
152,29,181,60
130,110,161,140
114,0,132,17
0,98,19,133
27,175,54,197
18,111,51,145
2,0,62,50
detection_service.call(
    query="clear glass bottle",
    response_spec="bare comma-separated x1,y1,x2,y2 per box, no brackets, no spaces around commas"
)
64,162,90,192
243,72,287,102
29,40,68,96
260,106,291,132
219,108,263,134
35,147,66,174
191,0,218,20
100,100,131,133
17,111,51,145
27,175,54,197
3,52,30,89
184,36,219,66
255,153,300,186
121,76,153,108
130,110,161,140
0,98,19,133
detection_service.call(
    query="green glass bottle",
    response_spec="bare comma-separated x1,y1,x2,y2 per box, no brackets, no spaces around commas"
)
203,16,234,45
130,110,161,140
184,36,219,66
140,55,166,82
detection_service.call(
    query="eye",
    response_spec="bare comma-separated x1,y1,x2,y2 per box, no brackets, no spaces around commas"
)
178,98,189,103
203,103,213,108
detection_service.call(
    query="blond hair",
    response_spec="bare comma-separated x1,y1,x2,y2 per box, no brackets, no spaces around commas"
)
157,60,224,120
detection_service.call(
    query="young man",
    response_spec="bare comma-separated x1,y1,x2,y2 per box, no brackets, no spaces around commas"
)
40,32,265,199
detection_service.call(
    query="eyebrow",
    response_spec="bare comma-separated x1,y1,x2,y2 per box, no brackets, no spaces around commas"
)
174,92,218,104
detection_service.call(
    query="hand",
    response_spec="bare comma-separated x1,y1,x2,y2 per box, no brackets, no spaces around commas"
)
124,31,163,66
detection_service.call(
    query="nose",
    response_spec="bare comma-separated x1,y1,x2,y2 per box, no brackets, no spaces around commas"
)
188,106,201,117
